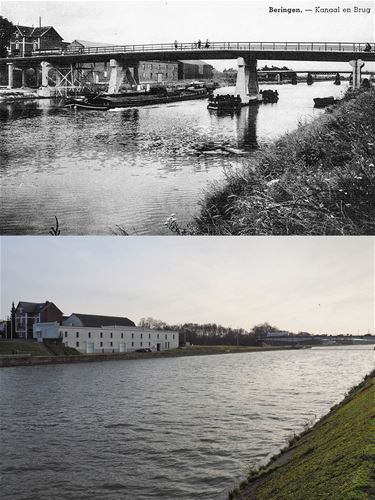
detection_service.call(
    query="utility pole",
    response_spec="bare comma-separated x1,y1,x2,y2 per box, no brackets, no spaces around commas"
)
10,302,16,340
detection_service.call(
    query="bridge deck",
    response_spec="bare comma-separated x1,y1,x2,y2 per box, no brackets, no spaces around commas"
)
3,42,375,66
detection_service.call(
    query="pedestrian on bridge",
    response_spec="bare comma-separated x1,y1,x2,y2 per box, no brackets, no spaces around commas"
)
174,40,178,49
364,43,372,52
197,39,202,49
205,39,210,49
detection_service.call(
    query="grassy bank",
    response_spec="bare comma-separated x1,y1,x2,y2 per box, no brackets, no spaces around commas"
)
190,88,375,235
0,340,50,356
232,370,375,500
0,343,290,367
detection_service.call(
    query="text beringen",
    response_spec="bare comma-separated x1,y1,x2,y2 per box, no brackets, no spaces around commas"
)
269,7,302,13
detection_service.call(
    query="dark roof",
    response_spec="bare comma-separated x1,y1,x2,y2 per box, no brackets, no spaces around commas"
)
15,25,62,39
179,60,213,66
16,301,62,314
69,40,113,48
71,313,135,328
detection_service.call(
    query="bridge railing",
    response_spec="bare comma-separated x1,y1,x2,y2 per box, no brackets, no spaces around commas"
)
29,41,374,57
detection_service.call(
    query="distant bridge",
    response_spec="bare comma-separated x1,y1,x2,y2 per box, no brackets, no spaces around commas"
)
3,41,374,101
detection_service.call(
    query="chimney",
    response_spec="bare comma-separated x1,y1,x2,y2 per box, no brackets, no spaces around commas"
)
39,16,41,28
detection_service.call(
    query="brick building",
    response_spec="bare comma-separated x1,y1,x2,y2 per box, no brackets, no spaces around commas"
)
14,301,63,339
9,25,64,57
66,40,178,87
178,60,214,80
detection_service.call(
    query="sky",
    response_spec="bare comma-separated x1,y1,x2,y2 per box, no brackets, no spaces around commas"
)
1,236,374,335
1,0,374,71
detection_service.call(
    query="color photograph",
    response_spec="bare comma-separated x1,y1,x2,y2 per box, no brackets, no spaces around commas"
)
0,235,375,499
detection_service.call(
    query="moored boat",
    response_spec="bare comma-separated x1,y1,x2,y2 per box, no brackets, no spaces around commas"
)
313,96,336,108
207,94,242,111
260,89,279,103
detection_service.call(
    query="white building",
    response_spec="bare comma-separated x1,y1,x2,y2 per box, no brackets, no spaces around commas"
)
33,321,179,354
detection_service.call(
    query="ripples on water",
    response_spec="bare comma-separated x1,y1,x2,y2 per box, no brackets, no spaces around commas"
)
0,82,346,235
0,346,373,499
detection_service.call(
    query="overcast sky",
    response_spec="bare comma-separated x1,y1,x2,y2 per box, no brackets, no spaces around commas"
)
1,0,374,71
1,236,374,335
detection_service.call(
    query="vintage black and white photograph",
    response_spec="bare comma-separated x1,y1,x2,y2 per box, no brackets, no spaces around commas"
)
0,0,374,235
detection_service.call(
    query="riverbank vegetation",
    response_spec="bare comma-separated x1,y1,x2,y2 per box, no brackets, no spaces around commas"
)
188,88,375,235
231,370,375,499
0,339,79,357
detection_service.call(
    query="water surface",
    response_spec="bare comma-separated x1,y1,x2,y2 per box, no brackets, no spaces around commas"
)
0,345,373,499
0,82,346,234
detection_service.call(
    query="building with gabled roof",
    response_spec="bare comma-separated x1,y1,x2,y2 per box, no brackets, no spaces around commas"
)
15,301,64,339
9,24,64,57
63,313,135,328
178,60,214,80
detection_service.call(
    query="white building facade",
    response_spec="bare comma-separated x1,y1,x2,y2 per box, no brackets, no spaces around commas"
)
33,322,179,354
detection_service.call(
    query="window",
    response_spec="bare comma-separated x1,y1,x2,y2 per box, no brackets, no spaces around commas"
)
76,341,79,347
140,333,143,339
150,72,153,78
121,333,124,339
100,332,103,338
76,332,79,338
131,333,134,338
157,334,159,339
110,332,113,338
65,332,68,337
131,341,134,347
88,332,91,338
173,334,175,339
165,334,167,340
100,341,103,347
142,64,145,69
148,342,151,346
110,341,113,347
150,64,153,70
149,333,151,339
140,342,143,347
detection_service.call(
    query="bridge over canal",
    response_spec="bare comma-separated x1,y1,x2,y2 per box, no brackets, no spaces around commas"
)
3,41,375,103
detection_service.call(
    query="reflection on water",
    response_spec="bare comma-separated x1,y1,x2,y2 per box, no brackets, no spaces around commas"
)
0,346,373,499
0,82,347,234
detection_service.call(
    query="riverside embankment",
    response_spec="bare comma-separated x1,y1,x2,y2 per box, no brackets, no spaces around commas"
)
0,343,290,368
192,88,375,235
232,369,375,500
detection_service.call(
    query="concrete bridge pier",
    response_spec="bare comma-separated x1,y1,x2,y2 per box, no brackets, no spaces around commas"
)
21,68,27,88
108,59,126,94
38,61,56,97
7,63,14,89
349,59,365,89
235,57,261,105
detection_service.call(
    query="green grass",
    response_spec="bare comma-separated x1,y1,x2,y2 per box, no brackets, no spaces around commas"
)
235,371,375,499
188,88,375,235
43,341,80,356
0,340,49,356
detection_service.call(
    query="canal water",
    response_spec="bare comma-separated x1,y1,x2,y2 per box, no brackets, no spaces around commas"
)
0,346,373,500
0,82,346,235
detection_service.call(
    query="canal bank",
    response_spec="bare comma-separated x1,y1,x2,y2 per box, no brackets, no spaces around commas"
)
191,88,375,236
231,368,375,499
0,344,291,368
